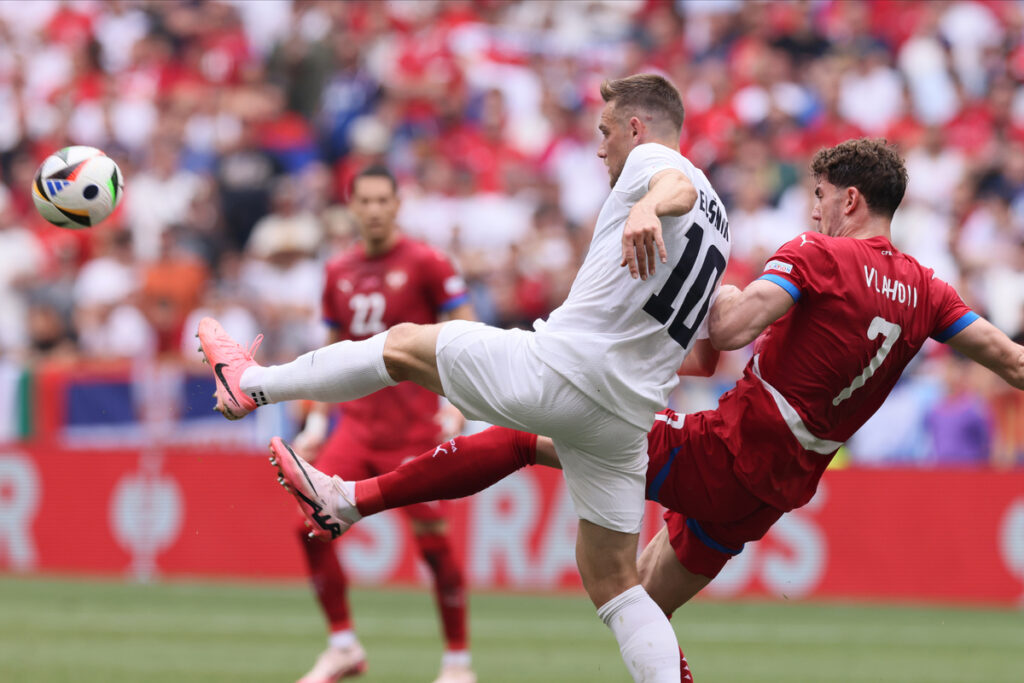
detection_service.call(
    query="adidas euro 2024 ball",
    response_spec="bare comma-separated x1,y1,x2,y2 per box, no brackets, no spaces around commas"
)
32,146,124,229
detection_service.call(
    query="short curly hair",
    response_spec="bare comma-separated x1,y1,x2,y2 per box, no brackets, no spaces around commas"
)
810,139,908,218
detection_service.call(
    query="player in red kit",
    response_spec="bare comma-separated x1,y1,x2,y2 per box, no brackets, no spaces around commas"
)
268,139,1023,680
290,166,476,683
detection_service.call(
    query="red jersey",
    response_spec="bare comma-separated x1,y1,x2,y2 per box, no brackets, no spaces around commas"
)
717,232,977,511
322,236,468,449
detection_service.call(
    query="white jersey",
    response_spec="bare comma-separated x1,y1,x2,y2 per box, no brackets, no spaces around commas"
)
533,143,731,431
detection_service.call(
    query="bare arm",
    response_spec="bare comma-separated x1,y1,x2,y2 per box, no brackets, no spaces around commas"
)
621,168,698,281
637,168,698,217
947,317,1024,390
708,280,796,351
676,338,720,377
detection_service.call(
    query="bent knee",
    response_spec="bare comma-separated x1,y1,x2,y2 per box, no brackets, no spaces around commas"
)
383,323,445,391
382,323,425,381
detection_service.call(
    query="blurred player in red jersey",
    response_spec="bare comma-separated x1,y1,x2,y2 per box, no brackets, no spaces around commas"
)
291,166,476,683
269,139,1023,681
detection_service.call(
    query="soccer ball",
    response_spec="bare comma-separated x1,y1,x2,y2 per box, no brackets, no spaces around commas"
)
31,146,124,229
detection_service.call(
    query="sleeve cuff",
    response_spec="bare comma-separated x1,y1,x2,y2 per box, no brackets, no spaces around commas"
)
757,273,802,302
439,293,470,312
932,311,979,342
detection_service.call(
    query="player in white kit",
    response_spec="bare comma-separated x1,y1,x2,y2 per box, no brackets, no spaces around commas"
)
198,74,730,683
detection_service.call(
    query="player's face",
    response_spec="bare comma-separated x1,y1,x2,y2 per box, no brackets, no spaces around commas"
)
810,179,844,236
350,176,399,247
597,102,631,188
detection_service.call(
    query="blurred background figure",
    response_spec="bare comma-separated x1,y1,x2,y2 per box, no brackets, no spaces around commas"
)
73,228,154,359
924,350,996,467
242,175,324,363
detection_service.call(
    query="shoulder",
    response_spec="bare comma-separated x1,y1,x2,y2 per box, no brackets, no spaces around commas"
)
625,143,686,173
631,142,684,162
892,247,932,276
621,143,685,178
402,237,454,266
772,231,837,261
325,246,362,273
614,143,688,198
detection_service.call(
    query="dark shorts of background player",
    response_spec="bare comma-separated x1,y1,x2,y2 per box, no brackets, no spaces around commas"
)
317,424,446,524
646,409,785,579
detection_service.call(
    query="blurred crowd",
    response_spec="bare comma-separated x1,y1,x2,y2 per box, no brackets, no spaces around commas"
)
0,0,1021,465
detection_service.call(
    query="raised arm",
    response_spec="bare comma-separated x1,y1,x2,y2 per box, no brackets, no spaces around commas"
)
947,317,1024,390
708,280,795,351
621,168,697,280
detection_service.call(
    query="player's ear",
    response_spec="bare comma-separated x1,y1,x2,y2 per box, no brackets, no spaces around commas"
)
844,186,860,215
629,115,643,141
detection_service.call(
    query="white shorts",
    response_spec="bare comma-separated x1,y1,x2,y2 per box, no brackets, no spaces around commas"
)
436,320,648,533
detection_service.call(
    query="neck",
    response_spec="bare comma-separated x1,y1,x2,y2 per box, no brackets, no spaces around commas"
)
834,214,892,241
364,233,399,256
638,132,680,150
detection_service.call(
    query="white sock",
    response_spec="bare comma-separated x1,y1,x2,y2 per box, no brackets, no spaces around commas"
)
336,479,361,523
441,650,471,668
597,585,681,683
328,629,358,650
241,331,397,404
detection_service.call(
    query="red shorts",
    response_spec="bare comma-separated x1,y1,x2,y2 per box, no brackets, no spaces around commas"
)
646,410,784,579
316,425,445,524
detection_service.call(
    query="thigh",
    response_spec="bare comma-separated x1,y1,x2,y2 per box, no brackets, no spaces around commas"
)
436,322,600,439
554,427,648,534
438,321,649,532
434,321,540,429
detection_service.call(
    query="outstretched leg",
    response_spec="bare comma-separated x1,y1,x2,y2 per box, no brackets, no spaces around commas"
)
269,428,538,541
355,427,538,515
197,317,447,420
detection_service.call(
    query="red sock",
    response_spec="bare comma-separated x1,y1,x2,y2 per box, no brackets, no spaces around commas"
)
416,531,468,651
680,646,694,682
297,524,351,632
354,426,538,515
